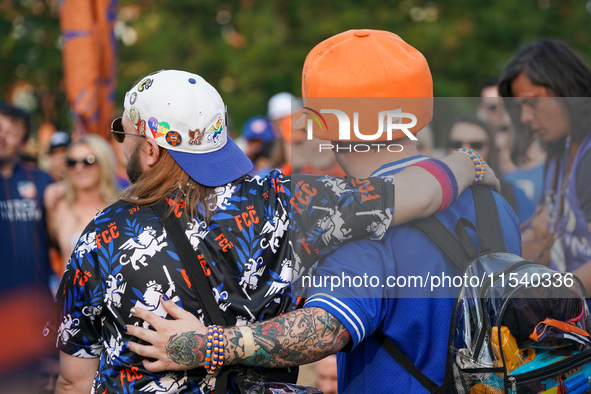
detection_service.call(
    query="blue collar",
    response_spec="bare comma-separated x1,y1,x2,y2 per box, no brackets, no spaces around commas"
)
370,155,429,177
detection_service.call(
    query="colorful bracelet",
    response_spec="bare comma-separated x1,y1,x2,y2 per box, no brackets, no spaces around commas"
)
409,158,458,213
205,325,225,374
218,327,225,368
204,325,213,372
453,148,486,184
211,326,219,373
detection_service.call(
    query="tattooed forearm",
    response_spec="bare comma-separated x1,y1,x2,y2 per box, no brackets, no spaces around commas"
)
165,331,206,366
224,307,350,368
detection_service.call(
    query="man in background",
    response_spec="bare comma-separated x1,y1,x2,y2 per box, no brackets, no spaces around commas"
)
0,102,53,296
0,102,55,393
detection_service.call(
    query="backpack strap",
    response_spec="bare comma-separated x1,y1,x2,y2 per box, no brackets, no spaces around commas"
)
383,186,505,392
153,201,237,393
412,216,471,271
153,201,298,393
471,185,507,253
413,186,506,268
454,217,492,256
374,332,442,393
152,200,227,326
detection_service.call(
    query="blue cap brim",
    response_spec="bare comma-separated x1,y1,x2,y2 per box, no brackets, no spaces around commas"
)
168,137,254,187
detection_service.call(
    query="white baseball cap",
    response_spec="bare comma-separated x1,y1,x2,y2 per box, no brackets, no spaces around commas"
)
123,70,253,187
267,92,298,120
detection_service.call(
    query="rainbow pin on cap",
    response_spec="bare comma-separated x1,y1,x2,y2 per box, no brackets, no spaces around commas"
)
123,70,253,187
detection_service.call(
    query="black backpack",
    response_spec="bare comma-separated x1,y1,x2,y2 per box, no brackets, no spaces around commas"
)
376,186,591,394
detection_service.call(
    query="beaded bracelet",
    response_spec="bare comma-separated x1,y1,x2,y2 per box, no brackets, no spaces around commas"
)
218,327,225,368
216,326,225,372
204,325,213,373
454,148,486,184
205,325,225,374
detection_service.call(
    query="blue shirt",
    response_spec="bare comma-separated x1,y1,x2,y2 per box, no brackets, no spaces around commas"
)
505,180,535,224
305,155,522,393
504,163,544,207
0,162,52,295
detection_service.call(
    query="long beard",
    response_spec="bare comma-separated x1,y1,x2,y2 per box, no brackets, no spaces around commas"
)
126,143,143,184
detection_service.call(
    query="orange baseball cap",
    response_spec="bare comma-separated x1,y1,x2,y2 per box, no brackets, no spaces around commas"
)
302,29,433,141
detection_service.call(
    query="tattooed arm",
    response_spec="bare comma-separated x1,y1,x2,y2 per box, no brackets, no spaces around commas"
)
126,298,349,372
225,307,349,367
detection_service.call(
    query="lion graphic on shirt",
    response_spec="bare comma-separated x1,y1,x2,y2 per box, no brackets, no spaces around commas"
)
119,226,168,270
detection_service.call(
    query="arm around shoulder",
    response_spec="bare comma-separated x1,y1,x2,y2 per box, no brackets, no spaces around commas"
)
224,306,350,368
124,301,350,372
391,153,500,225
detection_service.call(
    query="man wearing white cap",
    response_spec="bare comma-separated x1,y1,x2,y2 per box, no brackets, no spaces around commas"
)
267,92,296,123
49,69,499,393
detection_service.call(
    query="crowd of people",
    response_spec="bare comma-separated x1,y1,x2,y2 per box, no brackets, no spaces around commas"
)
1,28,591,393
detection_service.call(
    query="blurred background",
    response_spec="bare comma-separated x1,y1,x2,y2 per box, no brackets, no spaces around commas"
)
2,0,591,150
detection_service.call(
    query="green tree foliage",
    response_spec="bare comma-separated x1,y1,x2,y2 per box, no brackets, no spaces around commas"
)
0,0,67,133
2,0,591,139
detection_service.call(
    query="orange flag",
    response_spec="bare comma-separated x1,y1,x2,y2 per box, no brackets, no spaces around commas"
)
60,0,117,138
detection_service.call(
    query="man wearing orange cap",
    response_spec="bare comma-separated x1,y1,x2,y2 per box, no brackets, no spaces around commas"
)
124,31,520,392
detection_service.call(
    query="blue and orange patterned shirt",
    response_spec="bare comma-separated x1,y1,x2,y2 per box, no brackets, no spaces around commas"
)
45,170,396,393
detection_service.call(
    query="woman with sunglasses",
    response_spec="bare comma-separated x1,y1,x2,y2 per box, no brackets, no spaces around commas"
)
46,134,120,276
447,116,535,223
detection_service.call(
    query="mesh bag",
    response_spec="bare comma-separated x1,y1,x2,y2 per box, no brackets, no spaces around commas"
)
448,251,591,394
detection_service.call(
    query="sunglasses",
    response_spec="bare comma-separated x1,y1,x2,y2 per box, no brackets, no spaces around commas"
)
448,140,487,150
66,154,97,168
111,117,146,143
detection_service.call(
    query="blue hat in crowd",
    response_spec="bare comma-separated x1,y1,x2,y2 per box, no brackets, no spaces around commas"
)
242,116,275,143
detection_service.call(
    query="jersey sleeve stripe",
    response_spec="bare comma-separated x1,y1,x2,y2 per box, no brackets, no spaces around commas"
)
304,295,367,344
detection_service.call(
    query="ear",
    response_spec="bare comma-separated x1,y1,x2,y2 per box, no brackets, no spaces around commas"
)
145,139,161,168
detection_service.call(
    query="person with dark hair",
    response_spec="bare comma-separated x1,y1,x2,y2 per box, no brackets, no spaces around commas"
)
447,116,534,223
498,38,591,291
477,77,546,209
0,102,55,391
0,102,53,295
45,70,498,393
